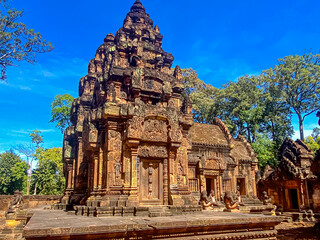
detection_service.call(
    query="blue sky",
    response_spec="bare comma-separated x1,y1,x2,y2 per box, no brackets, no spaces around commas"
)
1,0,320,152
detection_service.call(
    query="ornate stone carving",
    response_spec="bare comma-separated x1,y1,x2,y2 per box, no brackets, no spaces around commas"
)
127,116,144,139
138,145,168,158
8,190,23,213
142,119,167,142
60,0,260,211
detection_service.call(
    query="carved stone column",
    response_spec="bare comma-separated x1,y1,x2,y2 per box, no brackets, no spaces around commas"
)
106,121,122,192
126,145,139,206
251,162,257,197
93,152,99,192
98,147,104,191
67,161,74,190
75,137,83,191
163,157,169,205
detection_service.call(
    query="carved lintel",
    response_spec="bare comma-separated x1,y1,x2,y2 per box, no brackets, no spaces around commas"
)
138,145,168,158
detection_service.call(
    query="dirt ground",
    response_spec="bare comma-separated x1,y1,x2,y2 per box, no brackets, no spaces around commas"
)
276,222,320,240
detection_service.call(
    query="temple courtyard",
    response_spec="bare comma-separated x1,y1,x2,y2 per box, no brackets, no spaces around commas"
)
23,206,281,240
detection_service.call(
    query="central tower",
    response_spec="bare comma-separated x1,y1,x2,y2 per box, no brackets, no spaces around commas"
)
62,0,195,209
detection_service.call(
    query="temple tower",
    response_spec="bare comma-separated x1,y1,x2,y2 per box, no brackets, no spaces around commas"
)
62,0,195,208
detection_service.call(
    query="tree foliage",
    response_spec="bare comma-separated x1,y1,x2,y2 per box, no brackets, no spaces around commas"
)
0,150,28,194
14,129,43,195
263,53,320,141
0,0,53,81
251,134,278,170
31,147,65,195
216,75,265,143
29,130,43,148
182,68,216,123
305,128,320,153
50,94,74,133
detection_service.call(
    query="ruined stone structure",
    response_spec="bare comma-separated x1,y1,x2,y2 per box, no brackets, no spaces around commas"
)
61,0,260,214
259,138,320,211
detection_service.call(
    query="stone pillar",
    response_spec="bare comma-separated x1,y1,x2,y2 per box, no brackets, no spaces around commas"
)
163,157,169,205
127,146,139,206
169,149,176,185
75,137,83,190
93,152,99,191
67,162,73,190
98,148,103,191
71,159,76,190
130,148,138,188
300,181,305,209
251,163,257,197
219,174,223,200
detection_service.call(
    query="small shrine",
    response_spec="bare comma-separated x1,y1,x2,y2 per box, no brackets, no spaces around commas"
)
259,138,320,211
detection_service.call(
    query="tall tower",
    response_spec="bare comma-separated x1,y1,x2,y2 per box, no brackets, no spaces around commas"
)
62,0,195,209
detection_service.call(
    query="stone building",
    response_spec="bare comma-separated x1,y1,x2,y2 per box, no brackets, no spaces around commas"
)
258,138,320,211
61,0,259,212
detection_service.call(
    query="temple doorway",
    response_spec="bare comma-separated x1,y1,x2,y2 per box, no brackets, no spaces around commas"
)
139,159,163,205
237,178,246,195
205,177,216,197
289,188,299,210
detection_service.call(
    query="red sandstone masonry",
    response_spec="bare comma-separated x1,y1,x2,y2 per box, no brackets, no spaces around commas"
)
0,195,61,219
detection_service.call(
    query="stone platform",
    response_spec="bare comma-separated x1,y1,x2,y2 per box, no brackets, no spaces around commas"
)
23,208,282,240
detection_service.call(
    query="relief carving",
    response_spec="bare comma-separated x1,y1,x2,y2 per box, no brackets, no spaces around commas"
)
168,121,182,143
108,129,122,186
138,145,168,158
205,159,220,170
142,119,167,142
127,116,144,139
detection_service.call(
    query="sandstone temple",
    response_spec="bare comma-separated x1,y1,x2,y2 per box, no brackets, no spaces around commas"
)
61,0,259,213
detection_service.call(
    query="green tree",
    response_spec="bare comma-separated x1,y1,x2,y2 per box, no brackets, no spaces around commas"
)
305,127,320,153
251,134,278,170
311,127,320,140
263,53,320,141
50,94,74,133
30,130,43,148
0,150,28,194
181,68,217,123
31,147,65,195
0,0,53,81
216,75,265,143
305,136,320,153
260,75,293,147
14,129,43,195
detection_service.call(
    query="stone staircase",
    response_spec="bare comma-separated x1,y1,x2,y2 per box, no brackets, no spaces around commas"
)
72,204,202,217
147,206,172,217
0,210,29,240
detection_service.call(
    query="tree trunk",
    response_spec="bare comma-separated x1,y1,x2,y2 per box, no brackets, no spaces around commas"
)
26,156,30,195
33,182,37,195
298,114,304,141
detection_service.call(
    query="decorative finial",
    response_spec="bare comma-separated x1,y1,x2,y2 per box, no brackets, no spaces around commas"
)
173,65,182,80
130,0,145,13
154,25,160,33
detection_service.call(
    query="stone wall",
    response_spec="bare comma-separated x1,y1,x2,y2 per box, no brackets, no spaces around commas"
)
0,195,61,219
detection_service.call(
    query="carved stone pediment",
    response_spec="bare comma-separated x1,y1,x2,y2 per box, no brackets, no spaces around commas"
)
138,145,168,158
127,116,144,139
142,78,162,93
205,159,220,170
142,119,167,142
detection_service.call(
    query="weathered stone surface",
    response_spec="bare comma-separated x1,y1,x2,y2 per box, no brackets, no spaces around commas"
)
61,0,260,212
0,195,61,220
259,138,320,211
23,208,282,240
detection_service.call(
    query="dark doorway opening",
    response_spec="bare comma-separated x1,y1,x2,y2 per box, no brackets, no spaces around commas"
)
206,178,211,196
290,188,299,210
237,178,246,195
